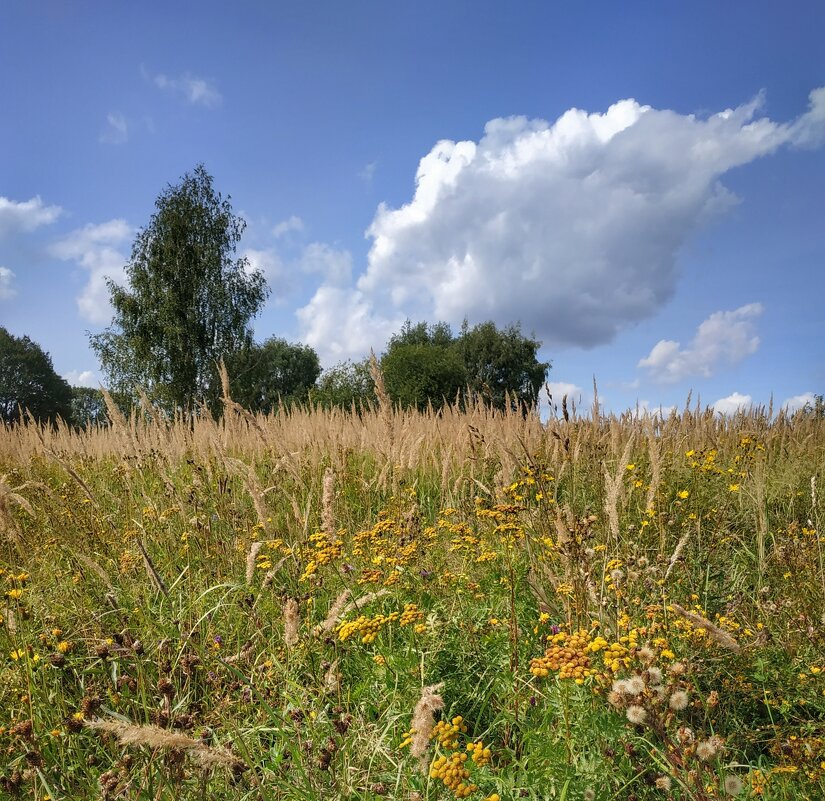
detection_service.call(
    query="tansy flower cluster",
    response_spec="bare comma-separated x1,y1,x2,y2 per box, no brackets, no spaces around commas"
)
337,603,424,643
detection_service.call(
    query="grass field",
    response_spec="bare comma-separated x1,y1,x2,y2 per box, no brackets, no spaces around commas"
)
1,392,823,800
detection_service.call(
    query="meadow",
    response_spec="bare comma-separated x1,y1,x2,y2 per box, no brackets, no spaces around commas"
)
0,387,823,800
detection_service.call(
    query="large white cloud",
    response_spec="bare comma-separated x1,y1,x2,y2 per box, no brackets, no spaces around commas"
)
0,196,62,237
638,303,763,383
297,87,825,359
50,220,133,324
63,369,98,388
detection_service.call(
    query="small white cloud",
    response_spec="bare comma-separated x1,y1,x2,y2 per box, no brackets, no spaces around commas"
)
0,266,16,300
273,215,304,238
635,400,677,418
0,196,62,237
359,161,378,183
243,247,291,296
299,243,352,286
712,392,752,415
638,303,763,383
546,381,583,401
100,112,128,144
63,369,98,388
782,392,817,414
151,70,222,107
51,219,133,324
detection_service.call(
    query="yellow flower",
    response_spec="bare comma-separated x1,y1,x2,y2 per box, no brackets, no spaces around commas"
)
728,484,740,492
626,463,636,471
677,490,689,500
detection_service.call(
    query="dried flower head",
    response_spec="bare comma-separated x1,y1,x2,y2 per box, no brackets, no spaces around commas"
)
723,774,743,796
669,690,690,711
655,775,672,791
676,726,695,745
626,705,647,725
638,645,656,664
627,675,646,695
647,666,663,685
696,738,718,761
283,598,300,648
410,683,445,768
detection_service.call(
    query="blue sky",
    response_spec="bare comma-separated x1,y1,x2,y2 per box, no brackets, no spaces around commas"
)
2,1,824,415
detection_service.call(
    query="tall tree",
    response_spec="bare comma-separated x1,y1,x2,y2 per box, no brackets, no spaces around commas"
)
456,321,549,411
90,165,269,414
0,327,73,425
381,321,467,411
226,337,321,413
310,359,376,411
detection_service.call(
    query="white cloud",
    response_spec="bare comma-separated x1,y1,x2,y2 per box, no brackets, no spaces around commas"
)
638,303,763,383
0,196,62,237
782,392,817,414
359,161,378,183
100,112,128,144
50,219,133,324
273,215,304,238
0,266,16,300
712,392,752,415
243,247,291,296
296,286,399,366
150,69,222,107
63,369,98,388
546,381,583,402
296,87,825,357
298,243,352,285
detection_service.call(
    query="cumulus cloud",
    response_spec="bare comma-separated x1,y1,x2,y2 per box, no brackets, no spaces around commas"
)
50,219,133,324
100,112,128,144
0,196,62,237
297,87,825,359
296,286,399,365
782,392,817,414
63,369,98,388
546,381,583,402
273,215,304,238
0,266,16,299
638,303,763,383
712,392,752,415
149,69,222,107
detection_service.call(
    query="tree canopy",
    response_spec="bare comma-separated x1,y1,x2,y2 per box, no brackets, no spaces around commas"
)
378,320,549,412
90,165,269,415
226,337,321,413
0,327,73,425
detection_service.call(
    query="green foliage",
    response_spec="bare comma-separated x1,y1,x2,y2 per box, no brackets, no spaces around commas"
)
69,387,109,428
89,165,269,415
226,337,321,412
382,322,467,411
0,327,72,425
456,320,549,412
380,319,550,412
310,358,376,410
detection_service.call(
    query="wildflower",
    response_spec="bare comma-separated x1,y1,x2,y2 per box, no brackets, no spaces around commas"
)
626,464,636,471
728,484,740,492
678,490,689,499
647,666,663,685
669,690,689,711
626,705,647,725
655,775,672,791
696,738,718,761
723,774,743,796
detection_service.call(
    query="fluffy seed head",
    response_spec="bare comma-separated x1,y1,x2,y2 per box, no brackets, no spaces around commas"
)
723,774,743,796
655,776,672,791
626,705,647,725
696,738,718,761
669,690,690,711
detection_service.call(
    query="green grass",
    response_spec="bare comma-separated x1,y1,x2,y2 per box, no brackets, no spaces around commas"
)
1,405,824,800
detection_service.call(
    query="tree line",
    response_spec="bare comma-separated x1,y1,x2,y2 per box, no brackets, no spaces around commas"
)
0,166,553,427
